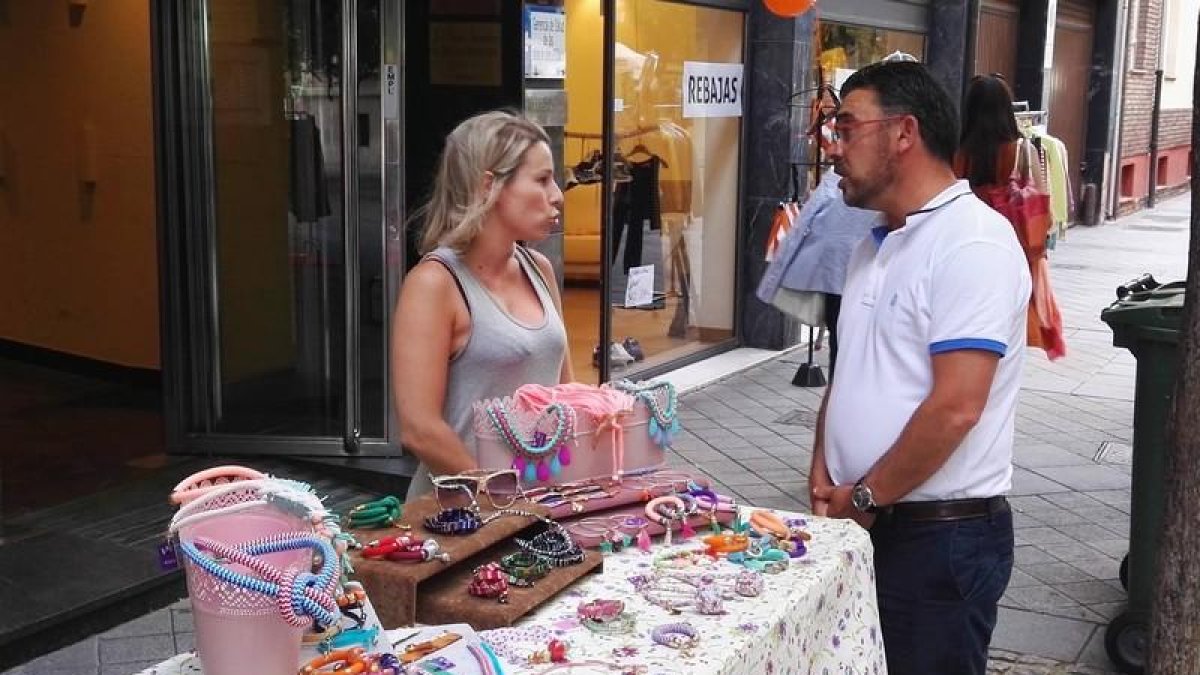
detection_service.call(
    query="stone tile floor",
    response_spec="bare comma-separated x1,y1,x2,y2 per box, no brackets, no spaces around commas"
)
6,193,1191,673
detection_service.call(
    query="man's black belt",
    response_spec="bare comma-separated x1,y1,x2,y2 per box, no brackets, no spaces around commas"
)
876,496,1009,523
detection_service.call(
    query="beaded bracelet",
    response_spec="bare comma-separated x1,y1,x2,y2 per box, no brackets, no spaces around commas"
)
702,533,749,555
345,496,403,529
577,598,624,622
468,562,510,603
500,551,551,585
300,647,368,674
581,611,636,636
644,495,686,546
652,548,713,570
424,507,481,535
651,622,699,652
734,569,765,597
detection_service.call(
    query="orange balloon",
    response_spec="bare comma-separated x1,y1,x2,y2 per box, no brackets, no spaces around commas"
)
763,0,815,17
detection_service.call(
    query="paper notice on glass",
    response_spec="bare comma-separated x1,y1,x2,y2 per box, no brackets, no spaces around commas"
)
625,265,655,308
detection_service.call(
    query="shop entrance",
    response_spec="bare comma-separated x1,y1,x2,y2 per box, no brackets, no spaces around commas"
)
164,0,399,456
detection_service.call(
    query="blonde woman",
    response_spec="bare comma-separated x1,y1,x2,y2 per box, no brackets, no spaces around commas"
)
392,111,573,500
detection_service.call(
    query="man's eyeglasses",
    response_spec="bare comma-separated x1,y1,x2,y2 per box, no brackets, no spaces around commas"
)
431,469,523,512
831,115,909,145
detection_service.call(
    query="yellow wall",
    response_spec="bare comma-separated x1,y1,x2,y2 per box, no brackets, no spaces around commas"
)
0,2,159,369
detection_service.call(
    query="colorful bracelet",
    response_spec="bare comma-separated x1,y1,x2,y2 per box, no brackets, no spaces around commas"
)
424,507,481,535
581,611,636,636
500,551,551,585
300,647,368,674
345,495,403,529
468,562,510,603
748,510,789,539
644,495,686,546
651,622,699,652
576,599,624,623
702,533,749,555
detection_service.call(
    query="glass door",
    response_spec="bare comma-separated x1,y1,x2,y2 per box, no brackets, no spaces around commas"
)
173,0,395,455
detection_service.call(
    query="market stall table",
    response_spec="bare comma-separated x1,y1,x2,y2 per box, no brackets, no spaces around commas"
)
139,514,885,675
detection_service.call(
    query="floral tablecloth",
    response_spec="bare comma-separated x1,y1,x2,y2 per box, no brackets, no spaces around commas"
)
140,514,885,675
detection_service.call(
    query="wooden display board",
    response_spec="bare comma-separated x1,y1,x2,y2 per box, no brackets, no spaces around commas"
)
349,494,598,628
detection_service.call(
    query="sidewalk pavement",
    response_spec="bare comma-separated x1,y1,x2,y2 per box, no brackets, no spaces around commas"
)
7,193,1191,674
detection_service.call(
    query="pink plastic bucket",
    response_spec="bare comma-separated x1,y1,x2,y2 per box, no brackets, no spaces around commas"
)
179,503,312,675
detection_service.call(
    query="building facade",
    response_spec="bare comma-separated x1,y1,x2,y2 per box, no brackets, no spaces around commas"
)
1114,0,1196,214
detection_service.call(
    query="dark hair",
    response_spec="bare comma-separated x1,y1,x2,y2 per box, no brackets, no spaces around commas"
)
959,75,1021,187
839,61,959,165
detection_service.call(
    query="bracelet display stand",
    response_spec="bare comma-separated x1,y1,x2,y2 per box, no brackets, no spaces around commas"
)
350,494,600,629
416,545,603,630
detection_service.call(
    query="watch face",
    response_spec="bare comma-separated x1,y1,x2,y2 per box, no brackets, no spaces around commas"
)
852,484,872,511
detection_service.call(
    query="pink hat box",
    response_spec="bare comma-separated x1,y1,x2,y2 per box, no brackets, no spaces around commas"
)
473,381,680,487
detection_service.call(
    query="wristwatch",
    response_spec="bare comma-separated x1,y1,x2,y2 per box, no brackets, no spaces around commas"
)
851,479,878,513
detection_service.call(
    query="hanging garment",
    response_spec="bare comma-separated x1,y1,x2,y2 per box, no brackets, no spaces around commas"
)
758,168,881,301
628,157,663,231
289,116,332,222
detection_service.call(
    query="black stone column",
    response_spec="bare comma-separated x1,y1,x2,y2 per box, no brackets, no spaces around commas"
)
737,6,814,350
927,0,971,107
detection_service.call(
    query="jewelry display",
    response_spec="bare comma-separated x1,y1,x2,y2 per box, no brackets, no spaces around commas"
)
345,496,403,530
424,507,482,535
484,399,577,483
515,523,585,567
613,380,682,448
650,622,699,652
468,562,511,603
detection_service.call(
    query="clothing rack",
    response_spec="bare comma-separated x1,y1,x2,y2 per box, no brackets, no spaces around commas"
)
1015,110,1049,128
783,84,831,388
564,126,660,140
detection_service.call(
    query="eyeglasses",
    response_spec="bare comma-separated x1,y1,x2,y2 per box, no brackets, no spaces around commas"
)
831,115,909,145
431,469,523,512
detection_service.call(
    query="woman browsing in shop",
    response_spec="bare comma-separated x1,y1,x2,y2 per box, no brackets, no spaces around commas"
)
392,111,574,501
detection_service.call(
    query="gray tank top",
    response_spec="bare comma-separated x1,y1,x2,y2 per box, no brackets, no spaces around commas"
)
405,246,567,500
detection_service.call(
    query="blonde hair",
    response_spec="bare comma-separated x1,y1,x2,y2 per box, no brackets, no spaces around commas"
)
417,110,551,254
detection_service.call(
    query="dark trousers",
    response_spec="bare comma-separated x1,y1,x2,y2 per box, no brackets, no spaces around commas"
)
870,507,1014,675
823,293,842,380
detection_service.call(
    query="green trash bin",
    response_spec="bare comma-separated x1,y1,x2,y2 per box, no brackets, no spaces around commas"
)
1099,277,1186,675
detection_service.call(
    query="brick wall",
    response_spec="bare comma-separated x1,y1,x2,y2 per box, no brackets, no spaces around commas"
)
1159,108,1193,149
1118,0,1194,157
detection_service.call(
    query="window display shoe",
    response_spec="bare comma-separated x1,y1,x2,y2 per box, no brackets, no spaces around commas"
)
610,342,636,366
621,337,645,361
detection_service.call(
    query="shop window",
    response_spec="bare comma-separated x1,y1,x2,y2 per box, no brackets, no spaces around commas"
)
818,22,927,89
560,0,745,377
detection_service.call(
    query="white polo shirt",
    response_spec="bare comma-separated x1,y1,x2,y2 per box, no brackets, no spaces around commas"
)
825,180,1032,502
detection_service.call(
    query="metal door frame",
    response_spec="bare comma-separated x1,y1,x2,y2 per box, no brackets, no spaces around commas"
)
153,0,402,457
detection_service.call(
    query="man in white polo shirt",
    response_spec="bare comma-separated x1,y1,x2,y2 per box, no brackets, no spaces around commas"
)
808,61,1031,675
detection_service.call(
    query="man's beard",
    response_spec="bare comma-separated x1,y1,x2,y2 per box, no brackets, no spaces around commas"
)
841,150,895,210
